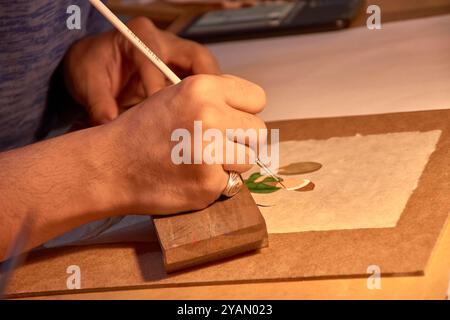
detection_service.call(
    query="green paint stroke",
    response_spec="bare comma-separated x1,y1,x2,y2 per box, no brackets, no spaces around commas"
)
244,172,281,194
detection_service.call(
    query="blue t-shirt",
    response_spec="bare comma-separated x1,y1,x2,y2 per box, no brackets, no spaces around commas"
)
0,1,105,151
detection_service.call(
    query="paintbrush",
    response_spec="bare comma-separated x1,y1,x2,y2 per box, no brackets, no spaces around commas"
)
255,158,286,188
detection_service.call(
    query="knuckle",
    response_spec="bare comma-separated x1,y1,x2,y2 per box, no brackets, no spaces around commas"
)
196,105,221,127
179,76,222,125
180,75,213,101
181,100,215,124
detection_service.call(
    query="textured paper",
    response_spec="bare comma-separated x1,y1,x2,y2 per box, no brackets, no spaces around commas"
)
248,131,441,233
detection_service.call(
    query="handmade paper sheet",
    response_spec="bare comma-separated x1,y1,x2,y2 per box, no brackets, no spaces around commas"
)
246,130,442,233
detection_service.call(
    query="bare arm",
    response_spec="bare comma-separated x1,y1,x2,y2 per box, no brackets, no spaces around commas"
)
0,125,119,259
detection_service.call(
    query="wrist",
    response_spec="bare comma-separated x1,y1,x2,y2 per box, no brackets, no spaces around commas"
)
77,124,130,219
0,125,128,249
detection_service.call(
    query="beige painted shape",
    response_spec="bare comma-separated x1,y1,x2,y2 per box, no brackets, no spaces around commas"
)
247,130,441,233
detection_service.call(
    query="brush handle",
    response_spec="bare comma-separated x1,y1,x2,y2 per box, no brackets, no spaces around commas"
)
89,0,181,85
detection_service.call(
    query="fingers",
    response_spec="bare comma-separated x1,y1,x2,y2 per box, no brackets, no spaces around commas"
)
137,61,167,96
130,34,167,96
180,74,266,115
222,163,253,174
125,17,220,87
86,76,120,125
221,74,266,114
165,35,221,75
211,106,267,153
124,17,168,95
172,74,268,161
222,144,256,173
116,74,147,109
214,168,230,198
224,107,267,140
202,131,260,173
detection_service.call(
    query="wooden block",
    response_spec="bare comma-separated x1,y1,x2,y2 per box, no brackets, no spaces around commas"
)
153,187,268,273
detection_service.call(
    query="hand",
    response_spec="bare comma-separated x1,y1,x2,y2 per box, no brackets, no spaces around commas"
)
0,74,266,256
64,17,220,125
101,74,267,214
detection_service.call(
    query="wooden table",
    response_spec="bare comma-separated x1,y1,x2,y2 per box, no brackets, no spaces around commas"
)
32,1,450,299
42,221,450,299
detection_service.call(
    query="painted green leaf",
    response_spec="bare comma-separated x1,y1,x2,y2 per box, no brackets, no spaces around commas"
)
261,176,278,183
244,173,280,194
246,172,262,183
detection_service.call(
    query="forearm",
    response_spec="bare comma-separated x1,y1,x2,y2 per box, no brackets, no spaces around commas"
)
0,125,121,260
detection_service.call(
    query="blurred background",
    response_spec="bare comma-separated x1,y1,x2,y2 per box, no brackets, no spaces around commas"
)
107,0,450,41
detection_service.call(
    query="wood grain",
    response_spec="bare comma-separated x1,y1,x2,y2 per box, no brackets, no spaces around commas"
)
154,187,268,272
